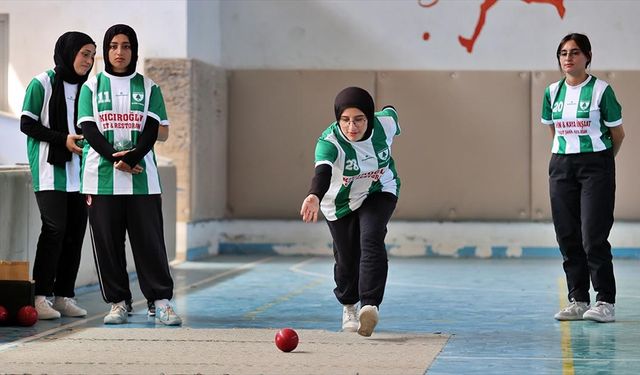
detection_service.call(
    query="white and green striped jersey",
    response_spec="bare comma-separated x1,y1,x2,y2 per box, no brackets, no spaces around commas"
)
77,71,169,195
541,75,622,154
21,70,82,192
315,107,401,221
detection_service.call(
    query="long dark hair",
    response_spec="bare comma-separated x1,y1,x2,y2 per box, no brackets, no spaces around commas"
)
556,33,592,70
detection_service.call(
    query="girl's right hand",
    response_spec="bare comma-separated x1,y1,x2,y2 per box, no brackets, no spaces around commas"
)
66,134,84,155
300,194,320,223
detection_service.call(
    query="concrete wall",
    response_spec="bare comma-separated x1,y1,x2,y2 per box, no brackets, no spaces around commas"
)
226,69,639,221
0,1,190,115
5,1,640,116
146,58,227,222
0,163,177,288
0,111,25,164
220,1,640,70
531,71,640,220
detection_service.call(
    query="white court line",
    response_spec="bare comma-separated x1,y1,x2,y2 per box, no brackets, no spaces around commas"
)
289,256,331,278
239,257,326,320
0,256,274,353
287,258,567,296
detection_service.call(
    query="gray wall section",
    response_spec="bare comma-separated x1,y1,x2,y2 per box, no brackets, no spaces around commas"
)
377,71,531,220
225,69,638,221
531,71,640,221
146,59,228,222
0,163,177,288
226,70,533,220
228,70,374,218
0,168,33,261
141,59,640,221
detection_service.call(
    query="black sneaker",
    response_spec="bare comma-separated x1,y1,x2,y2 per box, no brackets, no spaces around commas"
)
125,299,133,315
147,301,156,317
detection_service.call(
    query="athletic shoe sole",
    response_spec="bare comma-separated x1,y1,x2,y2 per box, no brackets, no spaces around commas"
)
357,308,378,337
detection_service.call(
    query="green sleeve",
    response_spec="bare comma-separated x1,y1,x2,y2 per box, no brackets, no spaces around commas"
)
21,78,45,119
77,84,94,122
541,87,552,123
600,85,622,124
380,106,400,135
148,85,169,124
315,139,338,164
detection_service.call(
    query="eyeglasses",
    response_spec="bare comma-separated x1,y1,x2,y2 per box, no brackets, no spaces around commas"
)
339,116,367,126
558,49,583,58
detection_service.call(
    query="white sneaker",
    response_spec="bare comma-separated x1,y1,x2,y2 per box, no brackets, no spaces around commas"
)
156,304,182,326
583,301,615,323
35,297,61,320
554,299,590,321
357,305,379,337
104,302,128,324
53,297,87,317
342,304,359,332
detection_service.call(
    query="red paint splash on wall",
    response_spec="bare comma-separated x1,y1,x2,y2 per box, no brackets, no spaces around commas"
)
418,0,439,8
420,0,565,53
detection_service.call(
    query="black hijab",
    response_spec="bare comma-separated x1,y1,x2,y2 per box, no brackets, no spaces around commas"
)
103,24,139,77
48,31,95,166
334,87,375,141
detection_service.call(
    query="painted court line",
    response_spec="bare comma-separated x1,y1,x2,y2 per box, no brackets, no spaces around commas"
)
0,257,274,353
557,277,575,375
289,258,561,296
244,258,326,320
244,279,325,320
437,356,640,362
289,256,331,279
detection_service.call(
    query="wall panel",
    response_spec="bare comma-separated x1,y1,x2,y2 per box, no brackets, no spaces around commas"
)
228,70,375,218
377,71,531,220
531,71,640,220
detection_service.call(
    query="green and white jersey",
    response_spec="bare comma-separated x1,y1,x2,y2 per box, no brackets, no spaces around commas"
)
21,70,82,192
77,71,169,195
541,75,622,154
315,107,401,221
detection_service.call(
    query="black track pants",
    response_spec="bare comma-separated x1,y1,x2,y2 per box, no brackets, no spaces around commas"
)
549,149,616,304
87,194,174,304
33,191,87,297
326,192,397,307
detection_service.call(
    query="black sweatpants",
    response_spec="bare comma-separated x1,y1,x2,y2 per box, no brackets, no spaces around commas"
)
326,192,397,308
87,194,173,304
33,191,87,297
549,149,616,304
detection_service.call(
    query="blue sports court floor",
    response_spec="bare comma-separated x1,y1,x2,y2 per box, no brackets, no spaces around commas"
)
2,255,640,374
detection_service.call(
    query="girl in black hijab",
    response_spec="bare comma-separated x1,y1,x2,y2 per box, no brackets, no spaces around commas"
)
20,31,96,320
78,24,179,326
300,87,401,337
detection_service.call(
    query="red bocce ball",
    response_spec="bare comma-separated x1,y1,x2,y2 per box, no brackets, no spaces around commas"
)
275,328,299,352
0,305,8,324
16,305,38,327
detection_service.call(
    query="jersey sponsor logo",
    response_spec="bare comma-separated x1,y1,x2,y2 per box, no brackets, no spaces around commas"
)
555,119,591,135
579,101,589,110
132,92,145,106
345,159,360,172
99,112,144,130
377,148,390,161
342,168,386,186
97,91,112,104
